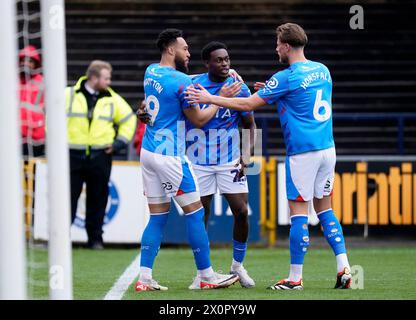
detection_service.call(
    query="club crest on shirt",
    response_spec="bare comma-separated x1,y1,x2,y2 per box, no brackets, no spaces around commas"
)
149,67,162,78
266,77,279,89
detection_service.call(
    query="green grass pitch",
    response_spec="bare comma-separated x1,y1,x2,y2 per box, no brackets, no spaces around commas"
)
27,244,416,300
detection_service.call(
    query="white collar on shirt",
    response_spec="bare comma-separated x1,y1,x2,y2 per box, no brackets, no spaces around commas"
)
84,82,97,95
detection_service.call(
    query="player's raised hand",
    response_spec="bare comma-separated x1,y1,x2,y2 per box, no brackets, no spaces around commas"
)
254,82,266,91
228,69,244,82
138,99,146,110
234,156,248,180
219,81,242,98
185,84,213,104
136,99,151,124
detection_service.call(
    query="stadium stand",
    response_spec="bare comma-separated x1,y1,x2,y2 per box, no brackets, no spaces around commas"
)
19,0,416,155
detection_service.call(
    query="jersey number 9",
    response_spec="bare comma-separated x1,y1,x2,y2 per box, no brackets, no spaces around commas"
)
146,95,160,126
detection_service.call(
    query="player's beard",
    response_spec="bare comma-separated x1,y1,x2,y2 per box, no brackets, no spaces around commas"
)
175,56,189,74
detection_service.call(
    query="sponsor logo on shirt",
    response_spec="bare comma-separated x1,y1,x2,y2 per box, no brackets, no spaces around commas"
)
266,77,279,89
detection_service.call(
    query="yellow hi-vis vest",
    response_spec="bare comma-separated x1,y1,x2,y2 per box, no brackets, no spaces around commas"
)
65,76,137,152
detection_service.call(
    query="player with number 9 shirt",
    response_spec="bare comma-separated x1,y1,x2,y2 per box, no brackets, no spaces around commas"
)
136,28,241,292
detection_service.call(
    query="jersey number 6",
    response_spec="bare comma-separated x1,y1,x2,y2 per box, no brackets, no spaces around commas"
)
313,89,331,122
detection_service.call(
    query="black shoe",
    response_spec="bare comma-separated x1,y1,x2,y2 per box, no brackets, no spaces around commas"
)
87,241,104,250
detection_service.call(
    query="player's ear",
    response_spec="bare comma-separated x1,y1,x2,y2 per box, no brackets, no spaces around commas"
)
166,45,175,56
89,74,98,84
203,60,209,69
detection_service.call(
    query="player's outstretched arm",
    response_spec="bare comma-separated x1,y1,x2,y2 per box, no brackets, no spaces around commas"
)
189,69,243,82
183,82,242,128
183,103,220,128
254,82,266,91
185,84,265,112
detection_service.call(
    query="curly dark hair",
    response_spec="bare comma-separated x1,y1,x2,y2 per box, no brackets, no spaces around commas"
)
156,28,183,52
201,41,228,61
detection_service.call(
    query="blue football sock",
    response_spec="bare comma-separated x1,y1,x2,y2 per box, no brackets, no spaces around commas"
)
289,215,310,265
233,239,247,264
140,213,168,269
185,207,211,270
317,209,347,256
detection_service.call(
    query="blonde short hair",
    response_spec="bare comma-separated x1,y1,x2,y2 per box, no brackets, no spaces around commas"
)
86,60,112,79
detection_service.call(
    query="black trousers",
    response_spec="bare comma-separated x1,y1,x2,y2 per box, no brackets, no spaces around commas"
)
70,149,112,244
22,143,45,158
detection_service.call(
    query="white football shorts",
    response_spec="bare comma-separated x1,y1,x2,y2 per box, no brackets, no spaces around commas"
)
285,147,336,201
140,148,199,198
192,158,249,197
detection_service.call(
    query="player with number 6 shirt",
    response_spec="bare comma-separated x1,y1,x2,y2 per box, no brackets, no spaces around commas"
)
185,23,352,290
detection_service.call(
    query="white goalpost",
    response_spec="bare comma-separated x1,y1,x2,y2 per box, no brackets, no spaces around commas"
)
0,0,27,300
0,0,72,300
40,0,72,300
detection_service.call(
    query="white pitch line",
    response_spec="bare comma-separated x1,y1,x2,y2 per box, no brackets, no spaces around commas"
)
104,253,141,300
